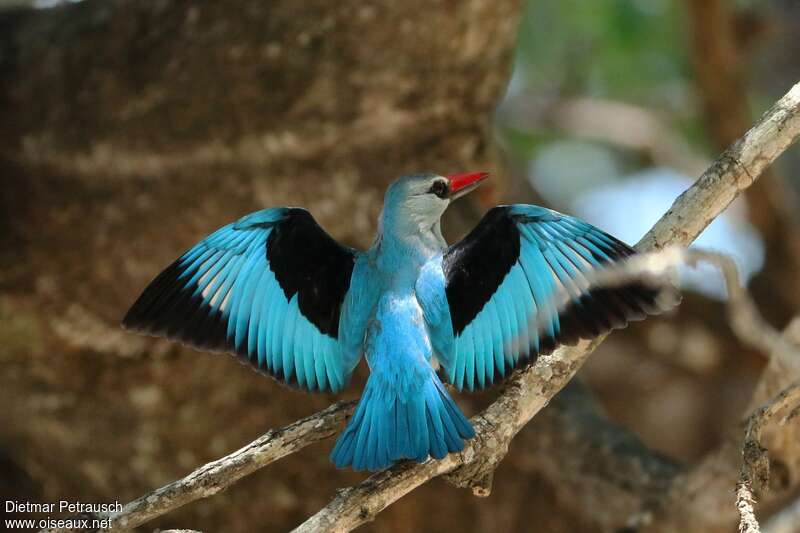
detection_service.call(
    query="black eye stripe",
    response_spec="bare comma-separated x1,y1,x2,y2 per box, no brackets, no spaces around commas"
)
428,180,449,199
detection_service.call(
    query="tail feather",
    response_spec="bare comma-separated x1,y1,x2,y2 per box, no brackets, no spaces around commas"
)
331,371,474,471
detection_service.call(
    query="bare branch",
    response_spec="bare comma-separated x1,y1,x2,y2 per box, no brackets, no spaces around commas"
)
44,402,355,533
638,81,800,252
293,456,457,533
742,384,800,492
48,81,800,533
737,384,800,533
645,318,800,533
291,240,794,533
565,248,800,533
526,249,800,531
737,475,761,533
293,82,800,532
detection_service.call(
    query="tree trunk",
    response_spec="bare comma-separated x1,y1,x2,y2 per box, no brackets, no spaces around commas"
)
0,1,530,531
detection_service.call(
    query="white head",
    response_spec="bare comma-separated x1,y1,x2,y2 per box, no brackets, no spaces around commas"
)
379,171,489,238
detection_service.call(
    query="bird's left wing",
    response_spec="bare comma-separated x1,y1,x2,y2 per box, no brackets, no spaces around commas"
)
417,205,674,391
123,208,364,393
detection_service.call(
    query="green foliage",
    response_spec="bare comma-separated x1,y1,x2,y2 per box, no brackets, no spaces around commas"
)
513,0,690,105
499,0,702,191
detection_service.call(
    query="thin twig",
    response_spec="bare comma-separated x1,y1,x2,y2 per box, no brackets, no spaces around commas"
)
533,250,800,532
742,384,800,493
644,317,800,533
737,383,800,533
737,475,761,533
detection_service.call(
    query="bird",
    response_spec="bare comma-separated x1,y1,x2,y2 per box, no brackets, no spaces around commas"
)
122,171,672,472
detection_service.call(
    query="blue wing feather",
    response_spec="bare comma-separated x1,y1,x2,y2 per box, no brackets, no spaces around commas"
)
419,204,672,391
485,301,501,385
463,326,476,391
123,208,363,393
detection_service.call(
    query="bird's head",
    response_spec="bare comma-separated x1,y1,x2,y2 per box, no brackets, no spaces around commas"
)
380,171,489,236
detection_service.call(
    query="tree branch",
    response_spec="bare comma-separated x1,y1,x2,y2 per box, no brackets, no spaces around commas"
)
292,81,800,532
644,316,800,533
737,383,800,533
519,245,800,531
43,402,354,533
637,81,800,252
682,0,800,325
737,476,761,533
47,81,800,533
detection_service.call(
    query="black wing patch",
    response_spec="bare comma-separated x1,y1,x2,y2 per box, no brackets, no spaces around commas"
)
443,207,520,336
267,208,356,338
442,205,670,359
122,258,232,352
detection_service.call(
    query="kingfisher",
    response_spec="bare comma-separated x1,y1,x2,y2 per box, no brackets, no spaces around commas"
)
123,172,668,471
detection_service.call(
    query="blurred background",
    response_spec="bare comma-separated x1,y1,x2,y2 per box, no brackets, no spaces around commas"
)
1,0,799,531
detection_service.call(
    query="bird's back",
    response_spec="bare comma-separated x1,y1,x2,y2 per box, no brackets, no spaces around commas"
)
365,290,433,375
331,286,474,470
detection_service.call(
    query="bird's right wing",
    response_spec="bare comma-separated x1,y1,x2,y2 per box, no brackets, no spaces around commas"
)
123,207,368,393
417,205,675,391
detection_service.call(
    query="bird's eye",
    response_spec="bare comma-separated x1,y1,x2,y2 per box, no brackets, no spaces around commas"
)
428,180,449,199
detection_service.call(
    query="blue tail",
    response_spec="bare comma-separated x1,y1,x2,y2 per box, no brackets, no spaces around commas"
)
330,370,475,471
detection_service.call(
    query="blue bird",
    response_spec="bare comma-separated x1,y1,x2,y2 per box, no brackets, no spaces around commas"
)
123,172,669,471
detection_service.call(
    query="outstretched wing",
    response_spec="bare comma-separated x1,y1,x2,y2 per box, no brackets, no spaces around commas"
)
123,208,362,392
417,205,673,391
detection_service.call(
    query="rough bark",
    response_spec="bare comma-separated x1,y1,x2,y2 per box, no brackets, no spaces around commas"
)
0,1,523,531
